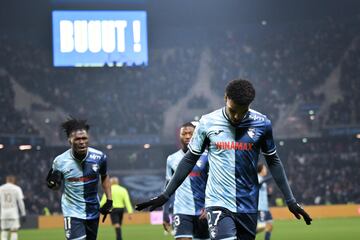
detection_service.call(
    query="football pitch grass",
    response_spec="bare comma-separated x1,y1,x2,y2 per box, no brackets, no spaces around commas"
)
20,217,360,240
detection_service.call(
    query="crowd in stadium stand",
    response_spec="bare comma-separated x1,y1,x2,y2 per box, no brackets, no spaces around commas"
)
0,16,359,139
272,137,360,205
324,36,360,126
209,16,357,127
0,147,61,215
1,33,200,139
0,70,38,135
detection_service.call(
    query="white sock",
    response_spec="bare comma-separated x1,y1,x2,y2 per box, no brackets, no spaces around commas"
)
1,231,9,240
10,232,17,240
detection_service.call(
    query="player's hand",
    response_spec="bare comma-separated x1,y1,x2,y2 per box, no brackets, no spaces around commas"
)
162,221,172,233
135,194,168,211
21,216,26,224
99,200,113,222
46,168,62,190
288,202,312,225
199,208,207,220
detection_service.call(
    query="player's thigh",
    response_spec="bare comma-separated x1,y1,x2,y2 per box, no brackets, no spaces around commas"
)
257,210,266,230
173,214,194,239
1,219,20,231
234,213,257,240
64,217,86,240
193,216,210,239
265,211,273,223
206,207,237,240
85,218,100,240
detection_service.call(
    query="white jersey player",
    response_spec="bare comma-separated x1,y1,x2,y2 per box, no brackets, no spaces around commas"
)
0,176,26,240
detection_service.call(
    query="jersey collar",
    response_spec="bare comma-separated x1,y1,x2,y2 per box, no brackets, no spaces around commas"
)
70,149,89,163
222,107,250,127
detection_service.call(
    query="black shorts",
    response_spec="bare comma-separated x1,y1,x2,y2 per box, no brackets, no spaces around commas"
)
110,208,125,225
257,210,273,223
63,217,99,240
173,214,209,239
206,207,257,240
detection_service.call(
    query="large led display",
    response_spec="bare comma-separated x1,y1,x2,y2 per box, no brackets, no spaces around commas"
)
52,11,148,67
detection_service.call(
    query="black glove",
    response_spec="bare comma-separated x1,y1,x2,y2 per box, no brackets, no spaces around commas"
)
21,216,26,224
99,200,113,222
288,202,312,225
135,194,169,211
46,168,62,190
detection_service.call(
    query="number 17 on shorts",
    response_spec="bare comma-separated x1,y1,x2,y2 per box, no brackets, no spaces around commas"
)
207,209,223,239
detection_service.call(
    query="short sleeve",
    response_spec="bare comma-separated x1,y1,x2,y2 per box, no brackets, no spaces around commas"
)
18,187,24,200
99,154,108,175
188,117,207,155
52,157,61,172
165,156,173,181
261,120,277,156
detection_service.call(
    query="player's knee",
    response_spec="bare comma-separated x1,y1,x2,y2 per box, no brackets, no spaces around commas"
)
265,223,273,232
113,223,121,228
257,222,266,233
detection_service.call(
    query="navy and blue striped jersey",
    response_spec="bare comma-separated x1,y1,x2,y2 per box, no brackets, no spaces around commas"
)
166,150,208,216
52,147,107,219
188,107,276,213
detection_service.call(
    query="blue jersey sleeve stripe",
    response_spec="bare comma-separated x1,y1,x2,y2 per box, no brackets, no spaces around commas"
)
262,149,277,156
176,235,193,238
71,235,87,240
219,237,237,240
188,145,202,155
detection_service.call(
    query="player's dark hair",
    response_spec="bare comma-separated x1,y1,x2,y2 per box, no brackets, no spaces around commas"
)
61,117,90,137
225,79,255,106
257,163,265,173
181,121,196,128
6,175,16,183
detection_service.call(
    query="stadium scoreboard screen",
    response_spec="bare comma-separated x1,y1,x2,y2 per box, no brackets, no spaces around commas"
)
52,10,148,67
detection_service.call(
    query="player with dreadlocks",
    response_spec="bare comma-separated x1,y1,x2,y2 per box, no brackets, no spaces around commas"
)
46,117,112,240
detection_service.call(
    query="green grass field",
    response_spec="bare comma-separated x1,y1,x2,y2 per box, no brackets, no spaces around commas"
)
19,217,360,240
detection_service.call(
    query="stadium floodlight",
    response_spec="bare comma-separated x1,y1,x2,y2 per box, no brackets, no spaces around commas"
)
19,145,32,151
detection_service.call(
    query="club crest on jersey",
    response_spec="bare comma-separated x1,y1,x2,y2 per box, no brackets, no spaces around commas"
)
214,129,224,135
209,226,218,239
64,169,73,175
92,164,99,172
247,128,256,139
65,230,70,239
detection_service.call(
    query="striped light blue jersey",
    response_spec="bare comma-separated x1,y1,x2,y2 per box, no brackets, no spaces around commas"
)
166,150,208,216
258,175,269,211
52,147,107,220
188,107,276,213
